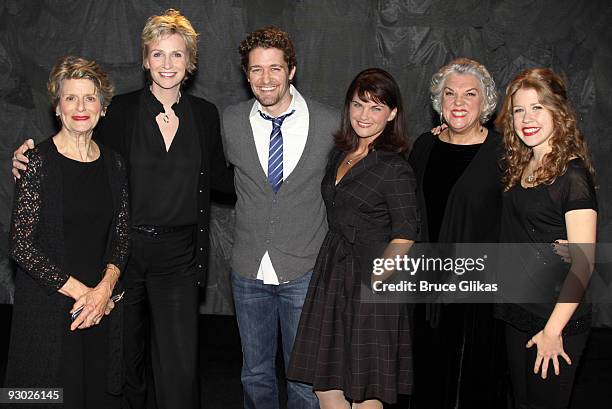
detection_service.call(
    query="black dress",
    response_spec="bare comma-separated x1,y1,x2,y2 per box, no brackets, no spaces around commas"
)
407,131,506,409
288,149,420,404
57,153,119,408
6,138,129,409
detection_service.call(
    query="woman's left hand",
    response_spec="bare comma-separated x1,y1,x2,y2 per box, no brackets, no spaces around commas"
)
70,281,112,331
526,328,572,378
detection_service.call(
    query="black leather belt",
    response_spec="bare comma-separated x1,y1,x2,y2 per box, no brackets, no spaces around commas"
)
131,224,195,236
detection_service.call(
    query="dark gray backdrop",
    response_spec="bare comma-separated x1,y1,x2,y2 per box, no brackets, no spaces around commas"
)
1,0,611,310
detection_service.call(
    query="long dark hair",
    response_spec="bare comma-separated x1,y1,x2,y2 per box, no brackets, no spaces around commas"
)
334,68,410,153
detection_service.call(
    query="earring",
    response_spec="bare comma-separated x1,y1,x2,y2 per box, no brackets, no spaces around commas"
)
439,112,445,125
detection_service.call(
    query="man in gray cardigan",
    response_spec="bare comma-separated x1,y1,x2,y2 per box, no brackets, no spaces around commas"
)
222,27,337,408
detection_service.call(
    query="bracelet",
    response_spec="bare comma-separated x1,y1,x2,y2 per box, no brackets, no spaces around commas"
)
105,264,120,277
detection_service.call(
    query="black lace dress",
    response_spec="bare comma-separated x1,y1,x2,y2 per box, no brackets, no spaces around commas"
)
5,138,129,409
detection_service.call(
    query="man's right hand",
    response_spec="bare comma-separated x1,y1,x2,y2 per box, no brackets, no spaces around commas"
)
12,139,35,179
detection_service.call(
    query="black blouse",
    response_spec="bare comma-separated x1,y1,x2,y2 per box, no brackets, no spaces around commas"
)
61,153,113,286
423,137,481,242
501,158,597,243
497,158,597,334
93,88,234,286
130,88,200,226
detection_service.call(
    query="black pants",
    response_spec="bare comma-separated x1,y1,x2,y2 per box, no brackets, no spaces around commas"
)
122,229,199,409
506,323,589,409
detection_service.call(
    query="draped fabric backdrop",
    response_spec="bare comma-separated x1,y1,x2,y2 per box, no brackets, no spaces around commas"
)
1,1,611,314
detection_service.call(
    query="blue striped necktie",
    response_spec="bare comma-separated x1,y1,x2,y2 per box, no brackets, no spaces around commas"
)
259,110,295,194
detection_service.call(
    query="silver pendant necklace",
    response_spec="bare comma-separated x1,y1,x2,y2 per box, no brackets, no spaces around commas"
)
152,87,181,124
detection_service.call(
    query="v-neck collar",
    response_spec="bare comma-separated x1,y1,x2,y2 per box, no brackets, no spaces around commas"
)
334,149,379,187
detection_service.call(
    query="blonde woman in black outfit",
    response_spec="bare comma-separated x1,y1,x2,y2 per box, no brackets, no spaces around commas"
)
495,67,597,409
6,56,129,409
11,9,233,409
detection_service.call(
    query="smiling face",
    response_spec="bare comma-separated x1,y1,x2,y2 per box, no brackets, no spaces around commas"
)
246,47,296,117
441,73,484,133
56,78,103,134
143,33,188,92
349,92,397,142
511,87,555,151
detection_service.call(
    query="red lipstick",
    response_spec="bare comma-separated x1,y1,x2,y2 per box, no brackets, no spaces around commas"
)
71,116,90,121
521,127,540,137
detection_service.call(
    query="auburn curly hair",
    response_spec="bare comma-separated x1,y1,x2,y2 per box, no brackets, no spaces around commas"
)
495,67,594,190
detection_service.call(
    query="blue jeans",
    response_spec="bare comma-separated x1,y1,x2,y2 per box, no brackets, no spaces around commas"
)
231,271,318,409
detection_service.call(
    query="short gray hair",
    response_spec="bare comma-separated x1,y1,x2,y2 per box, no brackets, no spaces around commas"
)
47,55,114,109
430,57,497,123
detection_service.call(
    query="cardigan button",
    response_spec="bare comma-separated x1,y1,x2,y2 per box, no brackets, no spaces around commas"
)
200,247,203,251
198,264,203,268
199,189,203,193
200,209,204,213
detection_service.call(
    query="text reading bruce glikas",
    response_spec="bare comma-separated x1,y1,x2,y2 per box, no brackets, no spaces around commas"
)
371,254,498,293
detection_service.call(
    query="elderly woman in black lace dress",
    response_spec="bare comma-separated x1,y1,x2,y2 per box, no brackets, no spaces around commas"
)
5,56,129,409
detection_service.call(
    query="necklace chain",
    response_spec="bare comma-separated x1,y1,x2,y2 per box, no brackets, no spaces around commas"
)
525,160,540,183
345,151,368,167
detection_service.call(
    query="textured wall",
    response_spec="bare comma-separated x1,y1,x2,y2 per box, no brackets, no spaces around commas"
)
1,0,611,309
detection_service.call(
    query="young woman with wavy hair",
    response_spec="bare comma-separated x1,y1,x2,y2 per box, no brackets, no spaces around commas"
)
495,67,597,409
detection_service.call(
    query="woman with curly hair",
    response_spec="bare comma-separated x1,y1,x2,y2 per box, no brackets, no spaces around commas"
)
495,67,597,409
408,58,507,409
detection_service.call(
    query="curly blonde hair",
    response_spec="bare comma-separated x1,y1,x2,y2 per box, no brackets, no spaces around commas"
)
141,9,199,75
47,55,114,108
495,67,594,190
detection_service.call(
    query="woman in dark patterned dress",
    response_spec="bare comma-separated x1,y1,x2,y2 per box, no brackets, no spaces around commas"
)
5,56,129,409
495,67,597,409
288,68,420,408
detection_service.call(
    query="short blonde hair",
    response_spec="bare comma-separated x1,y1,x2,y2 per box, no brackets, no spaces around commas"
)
47,55,114,108
141,9,198,75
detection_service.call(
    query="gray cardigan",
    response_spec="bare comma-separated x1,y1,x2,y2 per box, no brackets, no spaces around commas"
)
222,96,337,282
